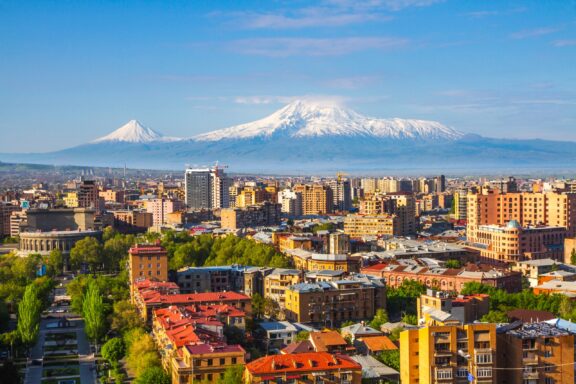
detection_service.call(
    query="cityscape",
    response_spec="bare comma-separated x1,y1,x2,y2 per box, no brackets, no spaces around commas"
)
2,1,576,384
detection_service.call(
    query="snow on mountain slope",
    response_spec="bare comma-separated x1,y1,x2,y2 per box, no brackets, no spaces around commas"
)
193,100,464,141
92,120,180,143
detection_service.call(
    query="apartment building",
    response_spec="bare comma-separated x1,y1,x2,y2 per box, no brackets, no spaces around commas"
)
264,269,302,309
496,322,574,384
359,193,417,235
466,190,576,239
283,275,386,326
400,323,497,384
293,184,333,215
344,214,401,237
417,289,490,326
468,220,566,263
110,209,153,232
128,243,168,285
220,202,281,229
172,344,246,383
144,198,184,227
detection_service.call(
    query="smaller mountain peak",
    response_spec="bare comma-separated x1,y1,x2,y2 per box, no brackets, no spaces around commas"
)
92,120,180,144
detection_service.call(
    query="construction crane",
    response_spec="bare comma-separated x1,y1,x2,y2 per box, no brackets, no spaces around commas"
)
213,161,229,177
336,171,348,182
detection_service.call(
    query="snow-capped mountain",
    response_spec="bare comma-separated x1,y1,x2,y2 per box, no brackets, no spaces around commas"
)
92,120,180,143
3,101,576,172
193,100,463,141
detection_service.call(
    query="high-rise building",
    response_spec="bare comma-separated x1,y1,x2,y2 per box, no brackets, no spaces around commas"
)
400,323,497,384
434,175,446,193
293,184,333,215
466,190,576,240
453,189,468,220
0,203,20,238
359,193,416,235
496,322,574,384
78,179,101,210
277,189,303,217
145,198,184,227
184,167,230,209
344,214,400,237
220,202,281,229
329,177,352,211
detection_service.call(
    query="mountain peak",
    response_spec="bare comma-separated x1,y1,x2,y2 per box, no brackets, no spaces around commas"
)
92,120,179,144
193,101,464,142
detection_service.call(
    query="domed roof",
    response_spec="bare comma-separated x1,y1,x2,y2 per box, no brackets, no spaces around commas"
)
506,220,522,229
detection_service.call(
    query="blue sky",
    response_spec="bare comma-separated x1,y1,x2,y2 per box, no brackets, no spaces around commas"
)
0,0,575,152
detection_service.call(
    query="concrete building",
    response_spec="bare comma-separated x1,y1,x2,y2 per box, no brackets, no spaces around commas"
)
184,167,230,209
277,189,303,217
0,202,20,238
466,190,576,240
110,209,153,232
293,184,333,215
176,265,247,294
220,202,281,229
264,269,302,310
128,243,169,285
284,275,386,326
78,179,101,210
400,323,497,384
145,198,184,227
496,322,574,384
328,177,352,211
285,248,360,273
362,259,522,293
453,190,468,221
344,214,400,237
172,344,246,384
259,321,299,348
359,193,417,235
467,220,566,263
417,289,490,326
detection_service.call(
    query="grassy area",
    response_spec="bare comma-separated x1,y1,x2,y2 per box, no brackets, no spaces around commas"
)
42,366,81,378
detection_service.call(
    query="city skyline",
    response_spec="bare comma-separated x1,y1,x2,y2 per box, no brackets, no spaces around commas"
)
1,0,575,152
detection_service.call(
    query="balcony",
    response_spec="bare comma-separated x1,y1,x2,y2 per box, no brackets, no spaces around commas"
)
434,350,453,357
435,368,453,380
523,371,539,380
522,354,538,365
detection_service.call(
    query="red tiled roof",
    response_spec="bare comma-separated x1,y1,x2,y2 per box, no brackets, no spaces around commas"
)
281,340,314,355
185,343,245,355
143,291,250,305
246,352,361,375
360,336,398,352
309,331,347,352
129,244,167,255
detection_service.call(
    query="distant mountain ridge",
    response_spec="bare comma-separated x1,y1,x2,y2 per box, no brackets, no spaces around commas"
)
1,100,576,172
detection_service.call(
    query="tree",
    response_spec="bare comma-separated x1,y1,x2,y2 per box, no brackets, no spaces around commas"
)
264,297,280,319
17,284,42,347
369,309,389,331
126,330,161,377
46,249,64,276
0,300,9,331
135,366,170,384
110,300,144,334
102,337,125,369
296,331,310,341
70,237,103,272
218,365,244,384
377,350,400,371
83,281,107,347
251,293,265,319
480,310,509,323
445,259,461,269
571,249,576,266
401,314,418,325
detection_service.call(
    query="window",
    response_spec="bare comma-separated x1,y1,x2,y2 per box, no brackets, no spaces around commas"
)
220,358,225,365
456,368,468,378
207,359,213,366
476,368,492,378
544,350,553,358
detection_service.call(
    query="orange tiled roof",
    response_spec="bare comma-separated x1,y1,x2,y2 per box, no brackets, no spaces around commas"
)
360,336,398,352
143,291,250,305
246,352,361,375
309,331,347,352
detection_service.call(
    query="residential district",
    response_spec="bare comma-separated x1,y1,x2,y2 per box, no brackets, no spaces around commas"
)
2,167,576,383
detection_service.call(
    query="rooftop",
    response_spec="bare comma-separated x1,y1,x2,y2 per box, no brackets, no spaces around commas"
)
505,322,571,339
246,352,361,375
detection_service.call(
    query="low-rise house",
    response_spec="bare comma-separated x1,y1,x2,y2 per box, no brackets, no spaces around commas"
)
350,354,400,384
358,335,398,356
172,343,246,383
340,322,383,343
309,330,352,354
244,352,363,384
259,321,299,349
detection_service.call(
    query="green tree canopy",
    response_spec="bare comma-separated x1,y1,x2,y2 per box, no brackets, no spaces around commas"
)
70,237,104,272
135,366,170,384
17,284,42,346
218,365,244,384
110,300,144,334
377,350,400,371
369,309,389,331
83,281,107,344
102,337,126,368
46,249,64,276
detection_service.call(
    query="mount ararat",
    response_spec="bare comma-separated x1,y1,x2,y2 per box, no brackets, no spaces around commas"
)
2,101,575,173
